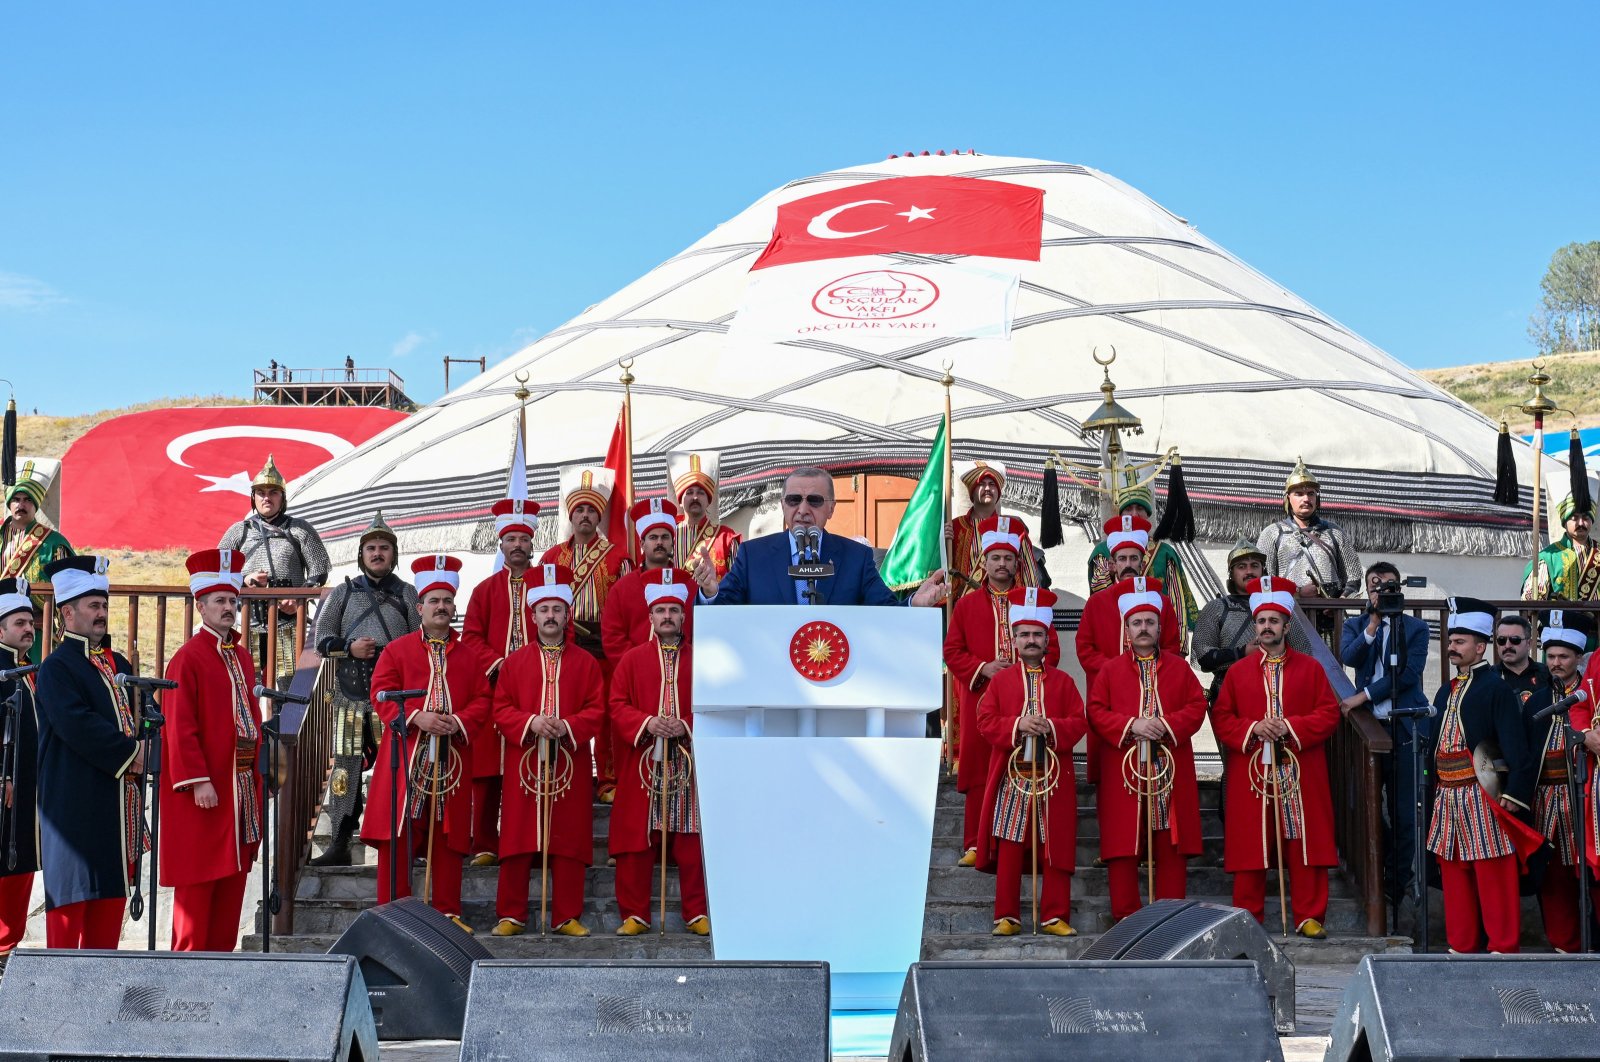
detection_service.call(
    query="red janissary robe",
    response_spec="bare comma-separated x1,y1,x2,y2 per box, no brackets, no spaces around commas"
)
1073,582,1181,698
1575,654,1600,871
538,538,629,667
1085,650,1207,859
493,641,606,863
973,665,1086,873
159,627,263,887
1210,648,1340,871
943,587,1060,791
361,630,491,850
608,640,696,857
462,568,533,777
676,519,740,582
601,568,697,664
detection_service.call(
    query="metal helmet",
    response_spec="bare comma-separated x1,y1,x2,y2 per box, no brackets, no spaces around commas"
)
359,509,397,550
252,453,287,494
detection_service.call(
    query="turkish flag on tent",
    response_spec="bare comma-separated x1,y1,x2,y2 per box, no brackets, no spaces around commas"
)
752,176,1043,271
61,406,406,552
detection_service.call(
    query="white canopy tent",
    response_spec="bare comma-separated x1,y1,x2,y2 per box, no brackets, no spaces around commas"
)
292,153,1565,596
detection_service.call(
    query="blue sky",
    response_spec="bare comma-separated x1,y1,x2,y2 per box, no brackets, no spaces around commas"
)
2,2,1595,415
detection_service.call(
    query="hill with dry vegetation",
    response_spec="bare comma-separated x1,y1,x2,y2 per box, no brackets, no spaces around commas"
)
16,393,252,460
1420,350,1600,433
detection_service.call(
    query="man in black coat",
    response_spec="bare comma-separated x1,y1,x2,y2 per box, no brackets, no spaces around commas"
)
36,555,144,949
1422,597,1542,954
0,579,40,963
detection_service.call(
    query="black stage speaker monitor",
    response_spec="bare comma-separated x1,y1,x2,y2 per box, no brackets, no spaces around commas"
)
459,959,830,1061
1081,897,1296,1032
0,950,376,1062
889,960,1283,1062
326,896,492,1041
1325,953,1600,1061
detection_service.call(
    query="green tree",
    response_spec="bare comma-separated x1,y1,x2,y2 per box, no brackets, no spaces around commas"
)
1529,241,1600,355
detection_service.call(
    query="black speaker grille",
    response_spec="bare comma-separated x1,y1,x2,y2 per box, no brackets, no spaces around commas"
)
1119,903,1239,960
1079,899,1198,959
371,897,490,982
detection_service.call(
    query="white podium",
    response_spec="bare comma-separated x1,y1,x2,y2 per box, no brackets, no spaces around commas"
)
692,605,942,1010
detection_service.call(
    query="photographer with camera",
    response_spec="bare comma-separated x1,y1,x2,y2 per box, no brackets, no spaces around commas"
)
1339,562,1430,905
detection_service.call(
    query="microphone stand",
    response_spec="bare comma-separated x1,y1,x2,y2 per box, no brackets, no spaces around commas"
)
260,711,282,953
382,692,424,904
131,687,167,951
1388,698,1434,955
0,687,17,873
1554,702,1592,954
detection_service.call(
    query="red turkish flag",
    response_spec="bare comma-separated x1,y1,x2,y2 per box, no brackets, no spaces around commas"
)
60,406,406,551
752,176,1043,271
602,402,636,563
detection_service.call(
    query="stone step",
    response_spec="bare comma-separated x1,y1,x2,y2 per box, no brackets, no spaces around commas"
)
278,886,1371,940
920,896,1370,937
247,925,1395,967
302,864,689,902
921,933,1413,966
244,932,714,958
923,863,1354,899
298,858,1311,907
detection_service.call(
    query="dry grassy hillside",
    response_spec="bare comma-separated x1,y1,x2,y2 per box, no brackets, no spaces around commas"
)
1420,350,1600,433
15,393,251,461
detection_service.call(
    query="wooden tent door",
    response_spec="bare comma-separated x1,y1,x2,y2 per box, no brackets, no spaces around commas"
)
829,473,917,549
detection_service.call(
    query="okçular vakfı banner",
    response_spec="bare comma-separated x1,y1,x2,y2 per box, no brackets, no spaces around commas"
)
727,254,1022,347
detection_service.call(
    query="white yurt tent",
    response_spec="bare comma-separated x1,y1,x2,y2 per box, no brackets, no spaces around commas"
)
292,153,1560,599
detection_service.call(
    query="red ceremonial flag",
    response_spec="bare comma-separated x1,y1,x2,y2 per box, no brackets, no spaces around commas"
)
602,401,636,562
752,175,1044,271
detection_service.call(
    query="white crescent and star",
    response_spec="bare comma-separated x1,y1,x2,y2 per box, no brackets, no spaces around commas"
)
806,201,937,239
165,426,355,496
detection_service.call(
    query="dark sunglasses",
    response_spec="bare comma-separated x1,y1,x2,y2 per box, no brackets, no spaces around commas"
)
783,493,827,508
1495,636,1524,646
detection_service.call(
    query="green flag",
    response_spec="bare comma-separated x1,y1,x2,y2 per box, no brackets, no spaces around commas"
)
880,415,949,592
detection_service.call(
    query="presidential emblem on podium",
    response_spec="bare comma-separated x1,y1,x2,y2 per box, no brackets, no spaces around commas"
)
790,620,850,681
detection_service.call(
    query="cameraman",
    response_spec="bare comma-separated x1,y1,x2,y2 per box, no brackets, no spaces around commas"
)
1339,561,1430,904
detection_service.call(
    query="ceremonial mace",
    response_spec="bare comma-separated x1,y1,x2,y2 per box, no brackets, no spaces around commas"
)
418,723,464,908
643,728,694,936
1007,709,1059,934
519,726,573,934
1247,719,1302,939
1121,709,1174,904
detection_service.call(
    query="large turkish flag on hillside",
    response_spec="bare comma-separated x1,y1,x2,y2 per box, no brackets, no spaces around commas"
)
61,406,406,551
752,176,1043,270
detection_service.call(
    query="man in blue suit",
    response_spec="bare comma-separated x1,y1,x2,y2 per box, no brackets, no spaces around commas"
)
1339,560,1431,905
692,467,947,608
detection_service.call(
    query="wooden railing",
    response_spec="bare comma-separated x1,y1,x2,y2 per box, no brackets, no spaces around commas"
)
1304,596,1600,938
31,583,334,937
272,641,335,936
